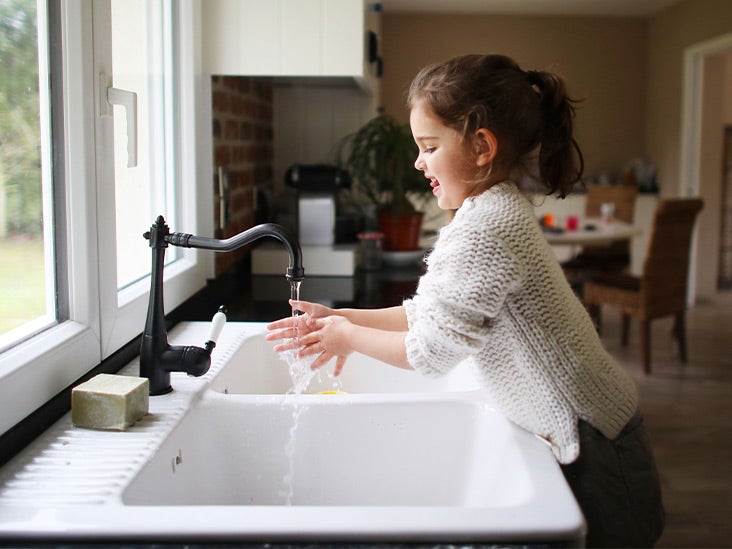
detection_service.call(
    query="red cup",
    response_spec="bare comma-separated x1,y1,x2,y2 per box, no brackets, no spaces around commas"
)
566,215,579,231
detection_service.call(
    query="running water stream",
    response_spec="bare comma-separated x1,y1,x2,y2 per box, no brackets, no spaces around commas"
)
278,280,345,504
279,280,313,504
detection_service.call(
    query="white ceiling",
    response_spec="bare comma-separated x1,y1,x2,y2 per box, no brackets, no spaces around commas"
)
379,0,682,17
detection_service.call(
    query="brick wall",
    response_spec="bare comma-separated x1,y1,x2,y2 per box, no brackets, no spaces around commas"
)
211,76,274,275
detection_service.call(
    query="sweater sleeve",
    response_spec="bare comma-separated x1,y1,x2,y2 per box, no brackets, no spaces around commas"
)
404,214,527,377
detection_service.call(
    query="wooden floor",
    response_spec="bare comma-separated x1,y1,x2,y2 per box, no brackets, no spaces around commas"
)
595,292,732,548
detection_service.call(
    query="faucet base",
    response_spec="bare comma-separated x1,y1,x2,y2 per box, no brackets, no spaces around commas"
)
150,384,173,397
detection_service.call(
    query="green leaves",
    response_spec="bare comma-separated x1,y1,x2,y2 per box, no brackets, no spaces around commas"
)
0,0,42,235
336,114,427,215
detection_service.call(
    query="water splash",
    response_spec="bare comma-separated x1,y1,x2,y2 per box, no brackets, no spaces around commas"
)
280,280,318,394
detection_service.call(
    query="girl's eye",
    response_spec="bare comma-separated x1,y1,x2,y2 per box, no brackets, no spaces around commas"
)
424,147,436,154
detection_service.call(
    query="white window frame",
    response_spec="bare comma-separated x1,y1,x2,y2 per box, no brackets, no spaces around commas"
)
0,0,213,438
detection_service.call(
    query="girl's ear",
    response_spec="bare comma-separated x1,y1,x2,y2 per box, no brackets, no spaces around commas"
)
473,129,498,167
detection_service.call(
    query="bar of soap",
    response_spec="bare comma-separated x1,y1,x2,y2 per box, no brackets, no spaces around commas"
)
71,374,149,431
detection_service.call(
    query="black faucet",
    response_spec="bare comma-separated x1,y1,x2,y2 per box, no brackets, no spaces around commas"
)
140,215,305,395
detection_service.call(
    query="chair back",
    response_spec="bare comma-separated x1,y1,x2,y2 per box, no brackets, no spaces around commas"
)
641,198,704,315
585,185,638,223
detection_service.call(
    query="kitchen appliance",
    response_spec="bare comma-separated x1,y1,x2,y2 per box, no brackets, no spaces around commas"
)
285,164,350,246
253,164,358,278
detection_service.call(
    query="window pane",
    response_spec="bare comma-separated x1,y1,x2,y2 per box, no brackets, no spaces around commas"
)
0,0,55,345
111,0,177,290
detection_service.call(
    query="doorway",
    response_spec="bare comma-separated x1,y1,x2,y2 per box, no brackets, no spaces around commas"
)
720,126,732,290
680,32,732,302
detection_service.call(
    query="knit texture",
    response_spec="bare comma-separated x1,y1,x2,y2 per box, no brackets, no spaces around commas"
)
404,181,638,464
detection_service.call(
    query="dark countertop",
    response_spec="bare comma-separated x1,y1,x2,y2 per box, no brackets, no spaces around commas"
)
174,259,424,324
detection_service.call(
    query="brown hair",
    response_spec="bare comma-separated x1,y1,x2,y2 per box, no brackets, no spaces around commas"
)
407,54,584,198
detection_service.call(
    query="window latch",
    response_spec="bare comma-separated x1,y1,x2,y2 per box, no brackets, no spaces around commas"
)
100,73,138,168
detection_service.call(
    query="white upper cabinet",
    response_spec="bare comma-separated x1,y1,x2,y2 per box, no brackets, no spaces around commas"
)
202,0,380,92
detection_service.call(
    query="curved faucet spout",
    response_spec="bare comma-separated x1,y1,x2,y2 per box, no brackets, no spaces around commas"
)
166,223,305,281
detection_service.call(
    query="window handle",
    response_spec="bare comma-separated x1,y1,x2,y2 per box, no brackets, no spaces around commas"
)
106,86,138,168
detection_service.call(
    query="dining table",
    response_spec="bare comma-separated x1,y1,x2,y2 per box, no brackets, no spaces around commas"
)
542,217,643,262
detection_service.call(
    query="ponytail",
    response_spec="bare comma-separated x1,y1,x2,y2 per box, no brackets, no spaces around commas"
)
526,69,584,198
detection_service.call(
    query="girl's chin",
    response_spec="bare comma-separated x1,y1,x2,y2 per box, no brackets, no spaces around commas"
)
436,193,454,210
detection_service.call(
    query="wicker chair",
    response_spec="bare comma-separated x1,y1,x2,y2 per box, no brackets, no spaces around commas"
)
562,184,639,288
583,198,704,374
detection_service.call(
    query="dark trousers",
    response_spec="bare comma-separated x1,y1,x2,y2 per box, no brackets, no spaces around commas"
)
561,413,665,548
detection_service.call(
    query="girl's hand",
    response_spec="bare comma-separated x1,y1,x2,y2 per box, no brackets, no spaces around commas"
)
265,300,334,343
266,300,352,374
296,315,354,376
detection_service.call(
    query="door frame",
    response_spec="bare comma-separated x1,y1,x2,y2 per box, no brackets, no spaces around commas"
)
680,32,732,303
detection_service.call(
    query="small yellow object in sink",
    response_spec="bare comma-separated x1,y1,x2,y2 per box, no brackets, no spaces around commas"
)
318,390,347,395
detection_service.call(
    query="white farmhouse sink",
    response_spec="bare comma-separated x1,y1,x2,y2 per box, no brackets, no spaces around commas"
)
123,392,529,507
209,331,481,394
118,391,583,544
0,322,584,545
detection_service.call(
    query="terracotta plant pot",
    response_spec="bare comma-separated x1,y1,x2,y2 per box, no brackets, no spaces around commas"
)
377,211,424,251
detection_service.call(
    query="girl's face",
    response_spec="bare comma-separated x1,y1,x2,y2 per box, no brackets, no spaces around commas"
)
410,101,482,210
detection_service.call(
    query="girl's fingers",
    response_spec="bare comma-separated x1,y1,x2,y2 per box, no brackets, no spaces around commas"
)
309,351,332,371
272,339,299,353
296,342,322,358
294,320,332,345
289,299,312,314
265,326,296,341
333,356,346,377
266,317,294,331
305,316,330,329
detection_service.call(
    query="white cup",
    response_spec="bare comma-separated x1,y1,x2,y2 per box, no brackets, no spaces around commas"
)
600,202,615,224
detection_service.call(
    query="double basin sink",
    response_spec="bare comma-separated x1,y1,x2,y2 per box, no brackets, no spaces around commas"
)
0,322,584,544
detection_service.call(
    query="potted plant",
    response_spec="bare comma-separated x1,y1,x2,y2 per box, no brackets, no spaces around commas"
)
336,114,430,251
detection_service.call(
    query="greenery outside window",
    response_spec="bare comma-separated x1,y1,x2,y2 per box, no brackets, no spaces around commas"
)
0,0,58,351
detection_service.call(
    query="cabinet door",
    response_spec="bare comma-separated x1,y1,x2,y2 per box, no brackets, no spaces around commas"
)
321,0,363,76
203,0,368,79
203,0,278,75
280,0,321,75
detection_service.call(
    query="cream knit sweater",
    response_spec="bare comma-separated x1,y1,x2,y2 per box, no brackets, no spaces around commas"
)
403,181,638,464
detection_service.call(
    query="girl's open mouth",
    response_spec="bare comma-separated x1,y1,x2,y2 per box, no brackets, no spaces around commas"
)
430,178,440,195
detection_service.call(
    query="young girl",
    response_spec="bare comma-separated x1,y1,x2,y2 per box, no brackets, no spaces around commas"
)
266,54,664,547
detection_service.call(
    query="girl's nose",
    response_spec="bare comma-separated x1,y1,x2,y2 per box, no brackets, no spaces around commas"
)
414,155,425,171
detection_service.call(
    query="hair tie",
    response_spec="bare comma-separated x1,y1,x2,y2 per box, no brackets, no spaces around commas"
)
526,70,540,85
526,70,544,96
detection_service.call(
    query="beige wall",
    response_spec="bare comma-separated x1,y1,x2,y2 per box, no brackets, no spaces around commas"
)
645,0,732,196
380,13,647,180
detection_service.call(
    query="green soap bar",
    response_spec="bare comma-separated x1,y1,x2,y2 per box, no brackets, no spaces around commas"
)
71,374,149,431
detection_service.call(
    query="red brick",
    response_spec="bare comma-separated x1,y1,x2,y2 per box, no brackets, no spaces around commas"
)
214,145,230,165
212,90,229,112
223,76,239,90
224,120,239,140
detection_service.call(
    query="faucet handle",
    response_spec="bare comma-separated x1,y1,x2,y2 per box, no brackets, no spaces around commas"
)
205,306,227,351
